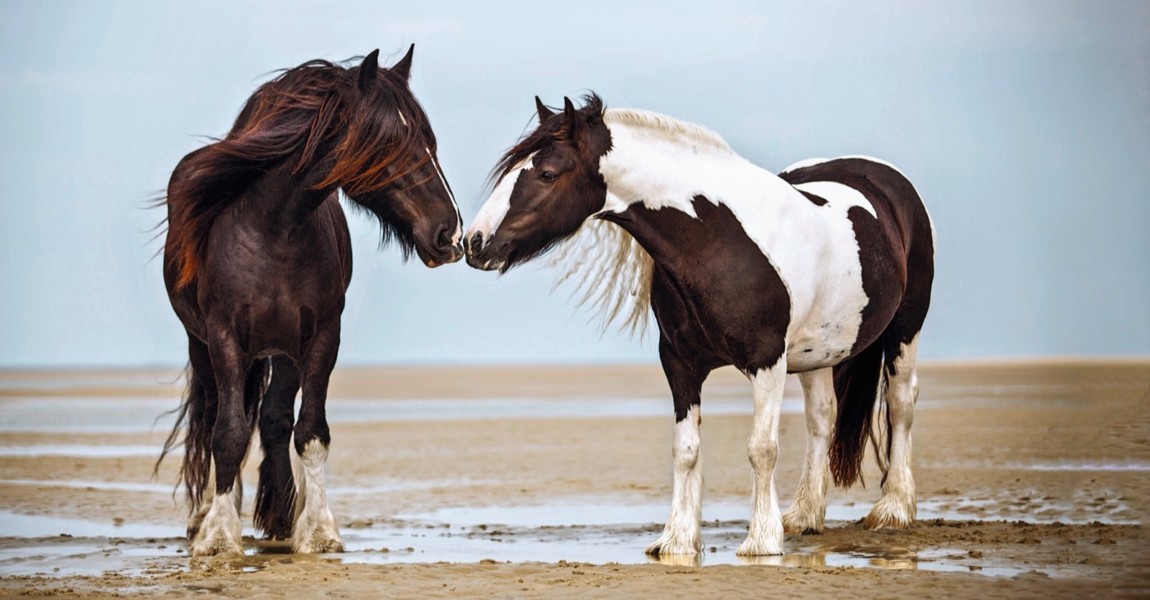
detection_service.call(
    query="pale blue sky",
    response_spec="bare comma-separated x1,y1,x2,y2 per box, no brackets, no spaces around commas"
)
1,0,1147,367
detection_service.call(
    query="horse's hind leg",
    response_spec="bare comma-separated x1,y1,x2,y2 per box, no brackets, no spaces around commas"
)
189,333,253,557
783,367,835,534
291,322,343,554
864,334,921,529
255,356,299,540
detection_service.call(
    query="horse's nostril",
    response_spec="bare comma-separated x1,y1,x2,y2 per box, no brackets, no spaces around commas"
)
435,226,453,251
466,232,484,254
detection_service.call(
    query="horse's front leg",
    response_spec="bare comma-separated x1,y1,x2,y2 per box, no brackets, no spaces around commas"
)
737,357,788,556
645,341,707,557
291,321,344,554
189,332,252,557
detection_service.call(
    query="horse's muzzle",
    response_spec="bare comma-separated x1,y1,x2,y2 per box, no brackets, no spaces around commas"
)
463,232,507,271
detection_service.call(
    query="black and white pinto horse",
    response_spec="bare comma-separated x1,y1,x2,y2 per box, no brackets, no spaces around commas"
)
465,95,934,556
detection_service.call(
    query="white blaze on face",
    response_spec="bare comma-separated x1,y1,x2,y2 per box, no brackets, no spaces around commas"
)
467,154,535,243
398,109,462,244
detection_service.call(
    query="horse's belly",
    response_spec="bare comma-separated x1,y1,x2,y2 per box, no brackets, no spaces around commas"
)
783,268,868,372
785,316,858,372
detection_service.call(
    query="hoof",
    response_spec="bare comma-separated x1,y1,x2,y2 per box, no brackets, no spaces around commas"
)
863,511,913,530
644,532,701,557
782,509,824,535
735,537,784,557
294,536,344,554
189,537,244,558
863,497,915,530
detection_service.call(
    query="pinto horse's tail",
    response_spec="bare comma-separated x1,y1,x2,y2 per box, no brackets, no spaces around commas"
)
829,340,888,488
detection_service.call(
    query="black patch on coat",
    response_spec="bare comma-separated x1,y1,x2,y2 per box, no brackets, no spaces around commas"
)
602,196,791,421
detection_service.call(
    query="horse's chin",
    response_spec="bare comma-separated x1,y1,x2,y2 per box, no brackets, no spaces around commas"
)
415,242,464,269
464,253,507,272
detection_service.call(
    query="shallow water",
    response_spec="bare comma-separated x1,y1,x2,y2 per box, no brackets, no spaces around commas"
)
1,489,1124,578
0,394,790,434
1,365,1145,582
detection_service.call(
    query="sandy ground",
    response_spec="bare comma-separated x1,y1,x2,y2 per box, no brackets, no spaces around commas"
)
0,361,1147,598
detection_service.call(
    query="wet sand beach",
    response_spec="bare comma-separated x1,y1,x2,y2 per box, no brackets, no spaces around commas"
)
0,361,1147,597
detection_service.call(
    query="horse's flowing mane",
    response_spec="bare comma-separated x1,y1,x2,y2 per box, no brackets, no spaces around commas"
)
602,108,733,155
547,218,654,337
165,57,433,290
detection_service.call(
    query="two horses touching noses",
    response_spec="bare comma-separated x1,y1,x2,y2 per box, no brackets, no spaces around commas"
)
160,49,934,560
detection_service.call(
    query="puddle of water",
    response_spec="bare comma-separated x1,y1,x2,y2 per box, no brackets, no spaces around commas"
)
0,497,1078,579
0,512,184,538
0,445,173,458
0,479,172,494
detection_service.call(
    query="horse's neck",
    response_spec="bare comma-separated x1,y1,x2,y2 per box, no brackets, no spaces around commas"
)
597,121,805,267
242,161,334,236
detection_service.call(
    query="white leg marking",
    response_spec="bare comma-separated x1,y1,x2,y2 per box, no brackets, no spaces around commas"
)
646,404,703,556
291,439,344,553
865,334,920,529
738,361,788,556
189,485,244,557
783,368,835,534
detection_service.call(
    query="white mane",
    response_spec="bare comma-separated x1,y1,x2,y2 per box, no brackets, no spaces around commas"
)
547,218,654,336
546,109,735,336
603,108,734,155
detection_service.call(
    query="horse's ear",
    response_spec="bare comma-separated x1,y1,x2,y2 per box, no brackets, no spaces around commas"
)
562,96,581,138
391,44,414,82
535,96,555,124
358,49,380,90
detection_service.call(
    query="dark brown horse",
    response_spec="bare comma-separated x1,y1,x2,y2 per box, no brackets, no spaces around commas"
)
157,47,462,557
466,94,934,557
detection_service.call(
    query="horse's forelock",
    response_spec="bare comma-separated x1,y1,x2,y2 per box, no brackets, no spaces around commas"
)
319,67,434,196
489,93,605,190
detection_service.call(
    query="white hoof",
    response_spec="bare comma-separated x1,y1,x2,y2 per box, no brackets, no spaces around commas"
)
189,489,244,557
292,510,344,554
864,494,916,530
644,527,701,557
782,499,825,534
737,518,785,556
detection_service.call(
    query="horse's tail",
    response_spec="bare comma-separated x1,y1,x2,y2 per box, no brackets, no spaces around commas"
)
155,362,214,513
829,339,888,488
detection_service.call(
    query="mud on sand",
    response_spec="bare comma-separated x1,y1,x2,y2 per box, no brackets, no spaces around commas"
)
0,361,1147,597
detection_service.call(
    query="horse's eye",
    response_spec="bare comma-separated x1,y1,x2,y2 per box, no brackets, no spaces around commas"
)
540,170,558,183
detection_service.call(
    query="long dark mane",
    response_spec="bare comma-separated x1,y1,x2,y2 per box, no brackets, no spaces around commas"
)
165,56,436,290
490,93,605,185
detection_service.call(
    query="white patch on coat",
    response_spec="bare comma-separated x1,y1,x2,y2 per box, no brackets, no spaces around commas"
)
291,439,344,553
792,181,877,217
466,155,535,243
782,368,835,533
646,404,703,555
738,361,787,556
780,157,831,173
595,111,879,370
865,333,920,529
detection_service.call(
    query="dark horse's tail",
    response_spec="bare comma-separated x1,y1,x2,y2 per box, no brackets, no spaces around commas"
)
155,359,265,518
829,339,888,488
